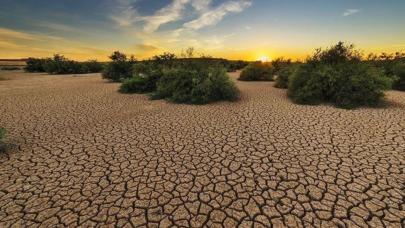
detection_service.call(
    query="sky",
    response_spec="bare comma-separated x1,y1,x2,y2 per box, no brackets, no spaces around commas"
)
0,0,404,61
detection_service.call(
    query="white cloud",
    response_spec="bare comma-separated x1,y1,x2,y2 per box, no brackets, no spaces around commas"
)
143,0,190,33
343,9,360,17
184,0,252,30
111,0,252,33
110,0,141,27
191,0,212,13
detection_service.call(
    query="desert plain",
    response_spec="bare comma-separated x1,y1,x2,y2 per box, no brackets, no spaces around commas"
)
0,70,404,227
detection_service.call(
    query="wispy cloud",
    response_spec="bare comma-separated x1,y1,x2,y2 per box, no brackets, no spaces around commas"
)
111,0,190,32
0,27,64,41
191,0,212,13
0,27,45,41
143,0,189,33
110,1,141,27
111,0,252,33
0,27,110,60
184,0,252,30
342,9,360,17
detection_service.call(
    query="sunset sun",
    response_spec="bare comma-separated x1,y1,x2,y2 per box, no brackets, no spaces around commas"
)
258,55,270,62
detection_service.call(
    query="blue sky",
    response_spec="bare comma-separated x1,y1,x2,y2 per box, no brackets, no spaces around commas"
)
0,0,404,60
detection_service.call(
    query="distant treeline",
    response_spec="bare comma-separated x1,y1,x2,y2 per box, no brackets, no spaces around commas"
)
24,53,248,75
25,55,104,74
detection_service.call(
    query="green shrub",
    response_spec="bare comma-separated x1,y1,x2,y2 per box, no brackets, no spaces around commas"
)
44,55,76,74
239,62,274,81
274,65,298,89
120,77,150,94
83,60,104,73
226,60,249,72
26,55,103,74
271,57,292,75
0,128,6,152
25,58,49,72
288,64,333,105
116,52,240,104
120,63,163,93
102,51,134,82
392,63,405,91
367,52,405,78
152,67,239,104
288,42,392,109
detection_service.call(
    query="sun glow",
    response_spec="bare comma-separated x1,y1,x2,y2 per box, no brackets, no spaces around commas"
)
257,55,270,62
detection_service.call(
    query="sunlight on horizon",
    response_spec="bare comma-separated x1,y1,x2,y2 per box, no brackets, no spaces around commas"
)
257,55,270,62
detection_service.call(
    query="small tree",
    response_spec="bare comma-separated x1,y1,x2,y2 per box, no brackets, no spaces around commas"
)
152,52,176,67
25,58,49,72
271,57,292,75
239,62,274,81
102,51,135,82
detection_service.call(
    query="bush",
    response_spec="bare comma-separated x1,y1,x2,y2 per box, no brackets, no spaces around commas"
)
120,63,163,93
83,60,104,73
274,65,298,89
116,51,240,104
392,63,405,91
102,51,134,82
0,128,6,152
288,42,392,109
44,54,79,74
367,52,405,77
25,55,103,74
152,67,239,104
120,77,150,94
25,58,49,72
239,62,274,81
272,57,292,75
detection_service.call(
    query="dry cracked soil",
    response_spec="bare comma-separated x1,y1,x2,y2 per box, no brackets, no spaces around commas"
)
0,71,404,227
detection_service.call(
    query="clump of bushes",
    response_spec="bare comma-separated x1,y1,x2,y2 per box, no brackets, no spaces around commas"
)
25,55,103,74
120,62,163,93
102,51,135,82
367,53,405,91
393,63,405,91
151,67,239,104
239,62,274,81
25,58,48,72
271,57,292,75
225,60,249,72
0,128,6,152
82,60,104,73
274,65,299,89
287,42,392,108
117,52,240,104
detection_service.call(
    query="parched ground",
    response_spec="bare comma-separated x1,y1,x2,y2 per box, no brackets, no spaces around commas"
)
0,71,404,227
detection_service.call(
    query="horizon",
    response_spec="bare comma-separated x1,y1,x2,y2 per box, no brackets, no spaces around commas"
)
1,0,404,61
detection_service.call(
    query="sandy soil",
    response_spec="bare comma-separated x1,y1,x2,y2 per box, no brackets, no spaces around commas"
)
0,71,404,227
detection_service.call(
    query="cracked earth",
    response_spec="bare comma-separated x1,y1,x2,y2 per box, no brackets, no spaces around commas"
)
0,71,404,227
